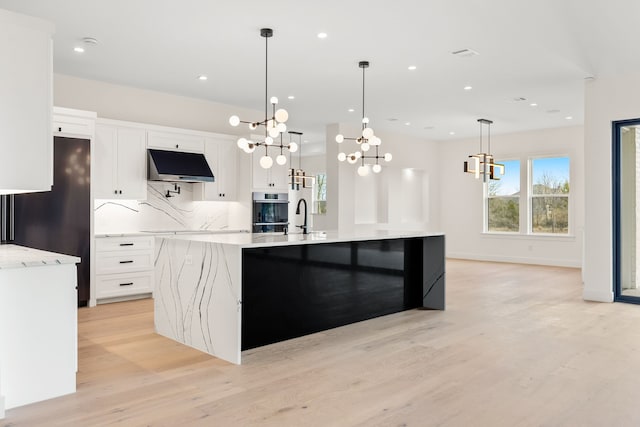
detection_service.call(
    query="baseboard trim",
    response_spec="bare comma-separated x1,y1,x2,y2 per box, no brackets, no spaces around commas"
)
582,288,614,303
447,252,582,268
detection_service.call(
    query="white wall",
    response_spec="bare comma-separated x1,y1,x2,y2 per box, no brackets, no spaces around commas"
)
439,126,584,268
325,123,441,233
583,74,640,302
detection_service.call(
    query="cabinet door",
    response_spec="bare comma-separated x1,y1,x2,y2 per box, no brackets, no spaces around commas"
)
0,10,53,193
116,128,147,200
217,140,237,200
194,138,220,201
252,151,270,189
93,125,118,198
147,131,205,153
270,163,289,190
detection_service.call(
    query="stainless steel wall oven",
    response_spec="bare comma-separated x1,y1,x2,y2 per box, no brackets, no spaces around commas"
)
252,192,288,233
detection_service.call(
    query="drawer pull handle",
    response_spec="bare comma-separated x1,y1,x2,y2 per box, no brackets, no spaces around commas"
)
119,282,134,287
119,243,134,246
119,260,134,264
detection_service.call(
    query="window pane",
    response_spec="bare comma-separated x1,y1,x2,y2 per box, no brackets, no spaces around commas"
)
312,173,327,215
488,160,520,196
532,157,569,195
532,196,568,233
488,197,519,232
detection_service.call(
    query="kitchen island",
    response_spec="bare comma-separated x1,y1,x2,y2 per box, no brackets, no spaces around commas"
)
154,231,445,364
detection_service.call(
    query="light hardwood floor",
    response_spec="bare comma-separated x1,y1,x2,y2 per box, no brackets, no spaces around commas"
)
4,259,640,426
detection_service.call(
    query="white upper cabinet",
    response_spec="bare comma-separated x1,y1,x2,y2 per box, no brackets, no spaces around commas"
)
0,9,54,194
147,131,205,153
52,107,96,138
94,123,147,200
252,152,289,191
194,137,238,201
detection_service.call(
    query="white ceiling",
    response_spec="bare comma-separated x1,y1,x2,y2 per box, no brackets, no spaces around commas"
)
1,0,639,154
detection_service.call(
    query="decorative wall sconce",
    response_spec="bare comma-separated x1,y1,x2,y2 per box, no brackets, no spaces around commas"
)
464,118,504,182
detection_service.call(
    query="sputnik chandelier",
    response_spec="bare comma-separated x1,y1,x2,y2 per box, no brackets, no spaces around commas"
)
463,118,505,182
229,28,296,169
336,61,392,176
288,131,315,190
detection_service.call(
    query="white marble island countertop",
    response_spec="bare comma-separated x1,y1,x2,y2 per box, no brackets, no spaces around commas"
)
156,229,445,248
0,244,80,269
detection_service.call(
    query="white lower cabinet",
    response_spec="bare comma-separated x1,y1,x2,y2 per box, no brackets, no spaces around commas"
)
95,236,154,302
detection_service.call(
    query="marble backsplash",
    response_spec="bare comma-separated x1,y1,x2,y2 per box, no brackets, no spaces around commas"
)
94,182,233,234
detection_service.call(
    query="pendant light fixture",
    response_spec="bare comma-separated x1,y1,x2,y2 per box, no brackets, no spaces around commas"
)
229,28,297,168
336,61,392,176
288,131,315,190
463,118,505,182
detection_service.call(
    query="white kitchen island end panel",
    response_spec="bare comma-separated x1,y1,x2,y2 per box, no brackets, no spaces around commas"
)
154,238,242,364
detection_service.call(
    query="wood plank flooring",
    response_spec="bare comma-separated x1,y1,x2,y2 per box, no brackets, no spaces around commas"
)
4,259,640,426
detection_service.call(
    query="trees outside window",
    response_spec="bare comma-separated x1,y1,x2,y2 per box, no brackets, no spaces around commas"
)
530,157,570,234
487,160,520,232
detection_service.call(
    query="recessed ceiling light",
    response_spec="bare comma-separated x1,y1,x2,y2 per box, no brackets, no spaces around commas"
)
408,65,417,70
73,47,85,53
405,122,411,126
288,95,295,99
449,131,456,135
348,108,355,112
464,85,472,91
530,102,538,107
565,116,573,120
317,32,328,39
197,75,208,81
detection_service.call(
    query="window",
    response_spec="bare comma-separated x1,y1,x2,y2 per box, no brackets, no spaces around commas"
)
530,157,570,234
487,160,520,232
312,173,326,215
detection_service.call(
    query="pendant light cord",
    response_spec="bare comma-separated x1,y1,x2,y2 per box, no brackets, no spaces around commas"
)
264,34,268,138
362,65,366,129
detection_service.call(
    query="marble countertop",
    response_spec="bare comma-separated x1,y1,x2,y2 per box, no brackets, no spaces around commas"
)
95,229,250,238
155,230,444,248
0,244,81,269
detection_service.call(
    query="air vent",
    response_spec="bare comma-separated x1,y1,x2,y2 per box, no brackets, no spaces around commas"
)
387,118,398,122
451,48,479,57
513,97,527,102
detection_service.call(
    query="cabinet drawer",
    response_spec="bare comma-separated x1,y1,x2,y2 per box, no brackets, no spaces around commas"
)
96,272,153,299
96,236,154,252
96,252,153,274
147,131,205,153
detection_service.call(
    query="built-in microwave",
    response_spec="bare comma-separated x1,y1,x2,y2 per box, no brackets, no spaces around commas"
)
252,192,288,233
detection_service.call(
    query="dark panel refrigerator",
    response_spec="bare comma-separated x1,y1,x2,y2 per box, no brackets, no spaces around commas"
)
12,136,91,306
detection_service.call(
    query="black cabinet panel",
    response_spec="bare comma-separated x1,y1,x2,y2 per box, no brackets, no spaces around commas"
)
242,237,444,350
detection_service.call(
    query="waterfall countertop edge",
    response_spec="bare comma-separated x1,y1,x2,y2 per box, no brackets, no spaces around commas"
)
0,244,81,269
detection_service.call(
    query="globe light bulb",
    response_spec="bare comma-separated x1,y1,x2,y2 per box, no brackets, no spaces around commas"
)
237,137,247,149
229,115,240,127
276,154,287,165
372,164,382,173
361,142,370,152
268,128,280,138
362,117,369,124
265,136,274,145
267,119,274,130
249,123,257,130
371,136,381,146
288,142,298,152
270,96,279,105
277,122,287,133
275,108,289,123
358,165,370,176
337,152,346,161
384,153,392,162
260,155,273,169
347,153,358,164
354,151,362,159
336,134,344,143
362,127,374,139
244,143,256,154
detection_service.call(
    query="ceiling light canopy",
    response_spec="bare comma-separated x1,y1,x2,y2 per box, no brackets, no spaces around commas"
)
229,28,294,169
336,61,391,176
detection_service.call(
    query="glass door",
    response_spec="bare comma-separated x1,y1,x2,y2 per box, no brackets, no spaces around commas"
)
613,119,640,303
